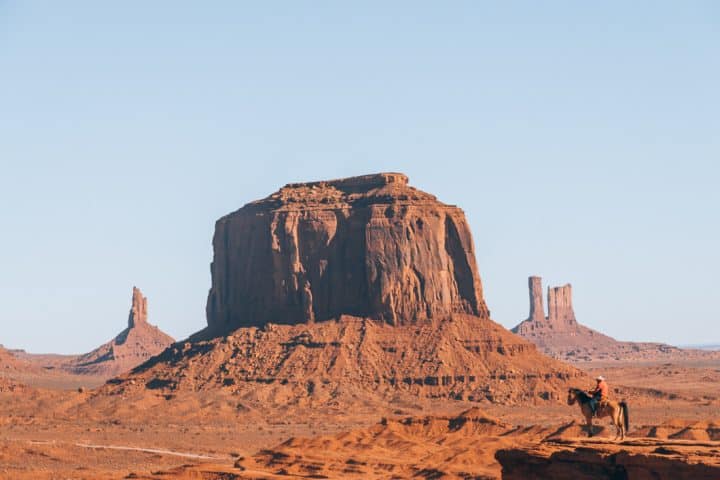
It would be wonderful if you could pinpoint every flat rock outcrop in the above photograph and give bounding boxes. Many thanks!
[204,172,489,334]
[61,287,174,377]
[512,276,720,363]
[496,438,720,480]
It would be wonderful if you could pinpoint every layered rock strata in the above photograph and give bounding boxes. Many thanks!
[204,172,489,333]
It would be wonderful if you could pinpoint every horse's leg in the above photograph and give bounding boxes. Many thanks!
[586,411,593,438]
[613,408,620,441]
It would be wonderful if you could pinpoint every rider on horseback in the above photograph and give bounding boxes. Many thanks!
[588,375,609,416]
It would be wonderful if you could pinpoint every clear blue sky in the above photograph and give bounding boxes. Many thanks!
[1,2,718,353]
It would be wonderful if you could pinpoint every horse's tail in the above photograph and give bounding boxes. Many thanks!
[620,401,629,432]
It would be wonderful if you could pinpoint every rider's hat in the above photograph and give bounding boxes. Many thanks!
[596,375,605,381]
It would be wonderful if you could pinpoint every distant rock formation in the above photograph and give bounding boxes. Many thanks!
[547,284,576,327]
[513,279,582,338]
[127,286,148,328]
[204,172,489,334]
[527,276,544,323]
[512,276,719,363]
[61,287,174,377]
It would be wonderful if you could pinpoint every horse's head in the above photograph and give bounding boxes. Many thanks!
[567,388,578,405]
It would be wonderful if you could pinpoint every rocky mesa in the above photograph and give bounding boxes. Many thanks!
[204,172,488,334]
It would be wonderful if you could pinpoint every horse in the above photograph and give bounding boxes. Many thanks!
[567,388,629,441]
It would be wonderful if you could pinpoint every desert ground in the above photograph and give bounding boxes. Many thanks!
[2,355,718,479]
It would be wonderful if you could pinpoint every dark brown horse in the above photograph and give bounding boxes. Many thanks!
[567,388,629,440]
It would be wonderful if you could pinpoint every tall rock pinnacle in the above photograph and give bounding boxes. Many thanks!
[547,284,576,327]
[128,286,148,328]
[527,276,544,322]
[205,172,490,333]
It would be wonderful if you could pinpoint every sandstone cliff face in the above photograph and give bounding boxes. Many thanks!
[62,287,174,377]
[206,173,489,333]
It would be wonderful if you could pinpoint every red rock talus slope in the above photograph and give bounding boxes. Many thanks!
[98,314,580,410]
[62,287,174,376]
[512,276,719,363]
[496,438,720,480]
[204,172,488,334]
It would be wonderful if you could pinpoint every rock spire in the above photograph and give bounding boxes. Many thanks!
[547,283,575,327]
[128,286,148,328]
[527,276,544,323]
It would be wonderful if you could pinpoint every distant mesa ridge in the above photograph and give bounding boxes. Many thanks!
[204,172,489,334]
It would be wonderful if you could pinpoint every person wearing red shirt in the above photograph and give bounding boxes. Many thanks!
[588,376,609,416]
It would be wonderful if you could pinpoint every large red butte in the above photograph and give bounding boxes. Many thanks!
[206,173,490,333]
